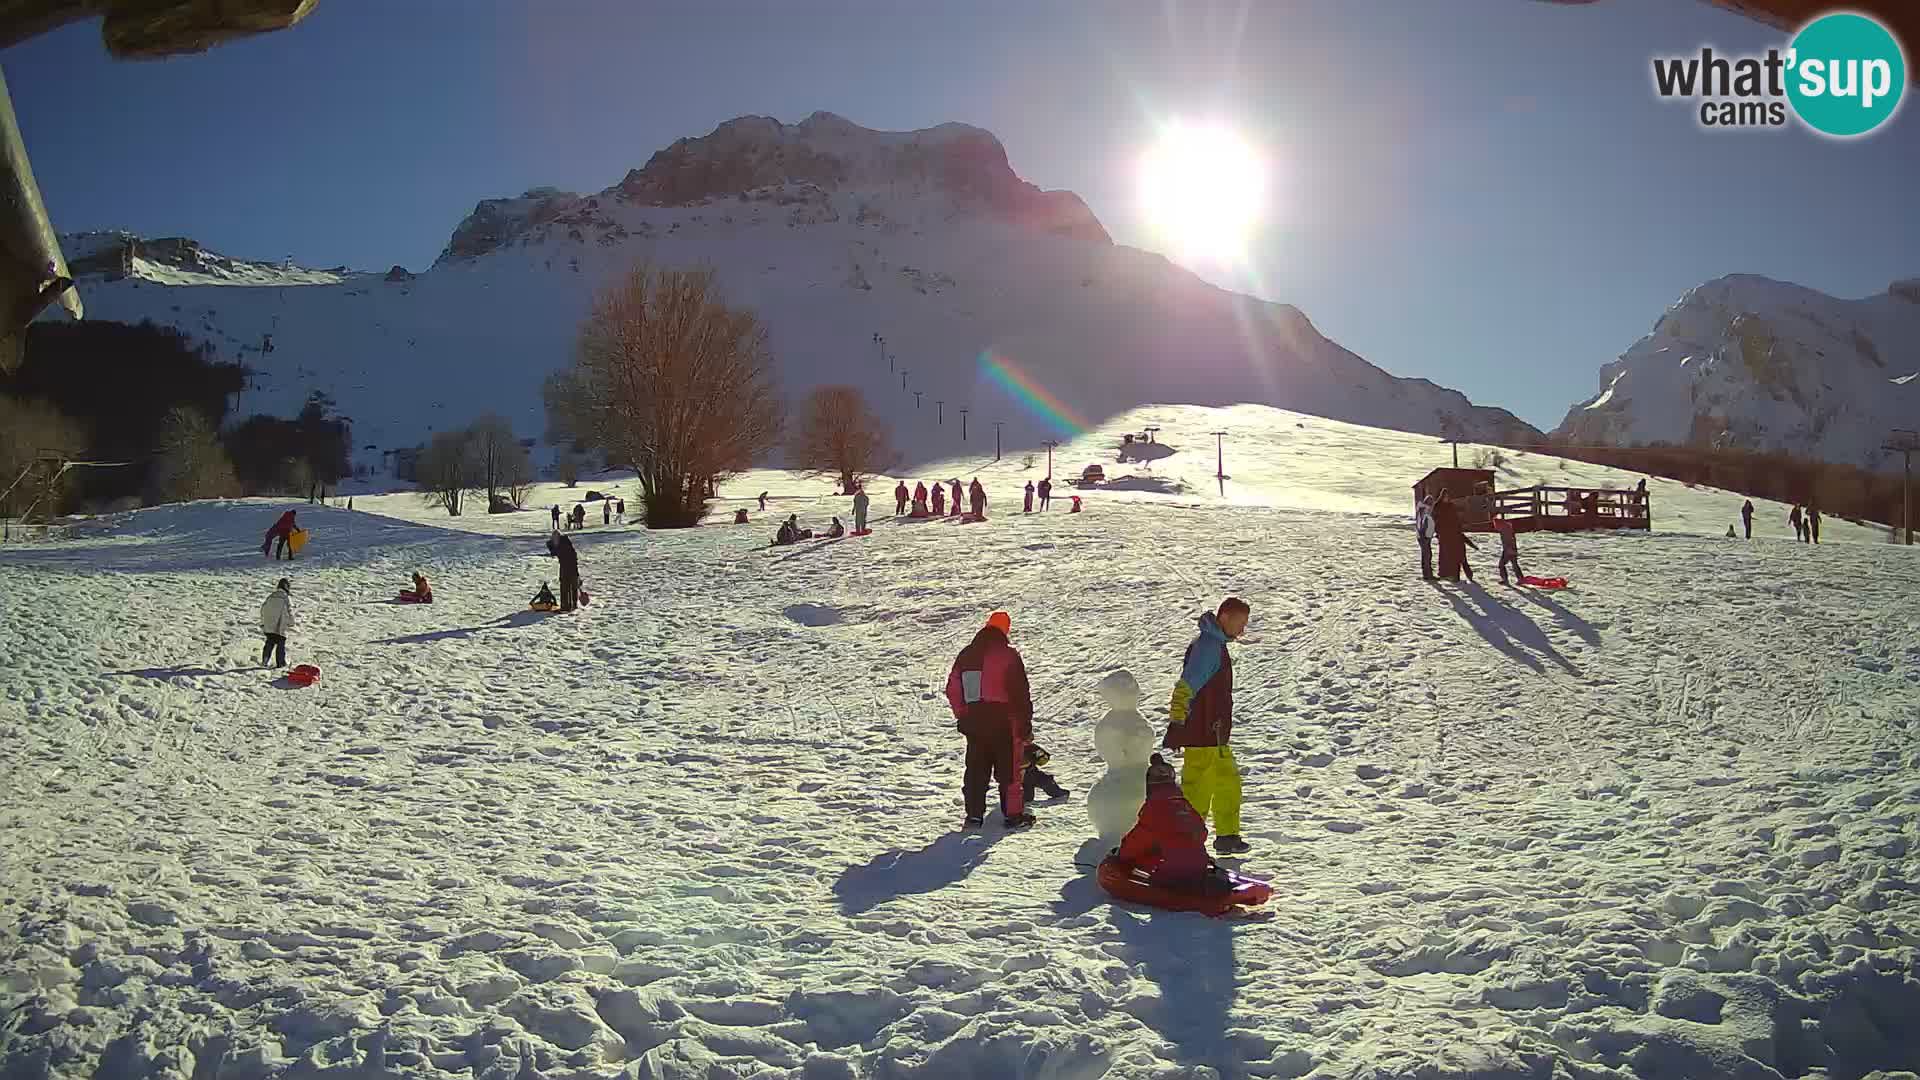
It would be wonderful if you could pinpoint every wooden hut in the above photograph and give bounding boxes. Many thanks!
[1413,467,1496,530]
[1415,467,1652,534]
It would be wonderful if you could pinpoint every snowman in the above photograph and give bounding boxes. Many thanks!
[1088,669,1157,842]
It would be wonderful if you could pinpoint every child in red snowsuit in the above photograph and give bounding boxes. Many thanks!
[1115,755,1217,888]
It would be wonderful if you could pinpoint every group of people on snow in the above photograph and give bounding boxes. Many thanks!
[1788,502,1822,544]
[893,477,990,520]
[551,498,624,532]
[770,472,1098,543]
[1415,489,1531,585]
[944,596,1254,879]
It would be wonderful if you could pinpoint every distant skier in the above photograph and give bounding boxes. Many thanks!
[758,491,769,512]
[946,610,1036,829]
[894,481,909,516]
[1741,499,1754,540]
[1024,481,1035,513]
[1164,597,1251,855]
[545,530,580,612]
[258,578,293,668]
[852,485,869,533]
[262,509,297,560]
[1037,478,1052,510]
[1414,494,1436,580]
[949,479,963,517]
[1494,518,1523,586]
[931,483,947,516]
[1789,504,1805,542]
[969,478,986,519]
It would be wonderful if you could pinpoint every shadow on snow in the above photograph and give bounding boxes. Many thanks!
[832,829,1007,917]
[369,608,558,646]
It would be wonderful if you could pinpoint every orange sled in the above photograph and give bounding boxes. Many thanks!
[1097,855,1272,917]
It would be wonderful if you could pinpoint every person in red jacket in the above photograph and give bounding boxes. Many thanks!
[1115,754,1212,887]
[262,509,297,559]
[945,610,1036,830]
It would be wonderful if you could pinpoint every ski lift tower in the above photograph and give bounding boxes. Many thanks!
[1886,429,1920,545]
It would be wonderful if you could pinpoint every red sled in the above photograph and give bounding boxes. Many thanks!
[284,664,320,687]
[1520,575,1568,589]
[850,529,872,537]
[397,591,432,604]
[1096,855,1272,917]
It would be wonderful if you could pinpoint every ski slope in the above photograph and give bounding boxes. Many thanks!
[3,410,1917,1080]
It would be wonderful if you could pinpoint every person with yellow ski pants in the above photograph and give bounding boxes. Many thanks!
[1163,597,1252,856]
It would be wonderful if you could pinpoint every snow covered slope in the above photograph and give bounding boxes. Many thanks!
[3,456,1916,1078]
[56,113,1539,467]
[1555,274,1920,471]
[340,402,1894,544]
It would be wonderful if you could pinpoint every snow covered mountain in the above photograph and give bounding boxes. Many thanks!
[1554,274,1920,471]
[53,112,1540,469]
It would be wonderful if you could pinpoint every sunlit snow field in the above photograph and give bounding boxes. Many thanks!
[3,407,1916,1080]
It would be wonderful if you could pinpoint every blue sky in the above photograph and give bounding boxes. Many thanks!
[5,0,1915,430]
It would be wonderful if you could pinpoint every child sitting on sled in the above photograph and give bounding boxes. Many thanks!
[400,572,433,603]
[1113,755,1232,893]
[530,581,559,611]
[1022,742,1070,802]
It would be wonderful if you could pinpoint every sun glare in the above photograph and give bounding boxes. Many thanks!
[1136,121,1269,264]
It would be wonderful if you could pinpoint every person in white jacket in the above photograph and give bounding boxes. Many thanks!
[259,578,293,668]
[1414,496,1436,581]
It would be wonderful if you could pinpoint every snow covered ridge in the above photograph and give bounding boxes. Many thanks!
[62,230,355,288]
[53,112,1542,465]
[439,112,1109,262]
[1555,273,1920,472]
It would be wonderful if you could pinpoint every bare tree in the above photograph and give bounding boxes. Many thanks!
[417,428,477,517]
[468,414,532,511]
[0,396,87,518]
[149,406,239,504]
[553,263,784,527]
[790,385,893,494]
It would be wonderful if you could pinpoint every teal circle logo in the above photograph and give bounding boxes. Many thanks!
[1786,12,1906,137]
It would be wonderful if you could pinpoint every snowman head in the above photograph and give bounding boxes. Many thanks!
[1096,669,1141,710]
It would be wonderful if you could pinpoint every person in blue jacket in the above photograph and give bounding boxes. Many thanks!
[1163,597,1251,855]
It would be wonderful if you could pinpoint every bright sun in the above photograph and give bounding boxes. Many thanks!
[1136,121,1268,263]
